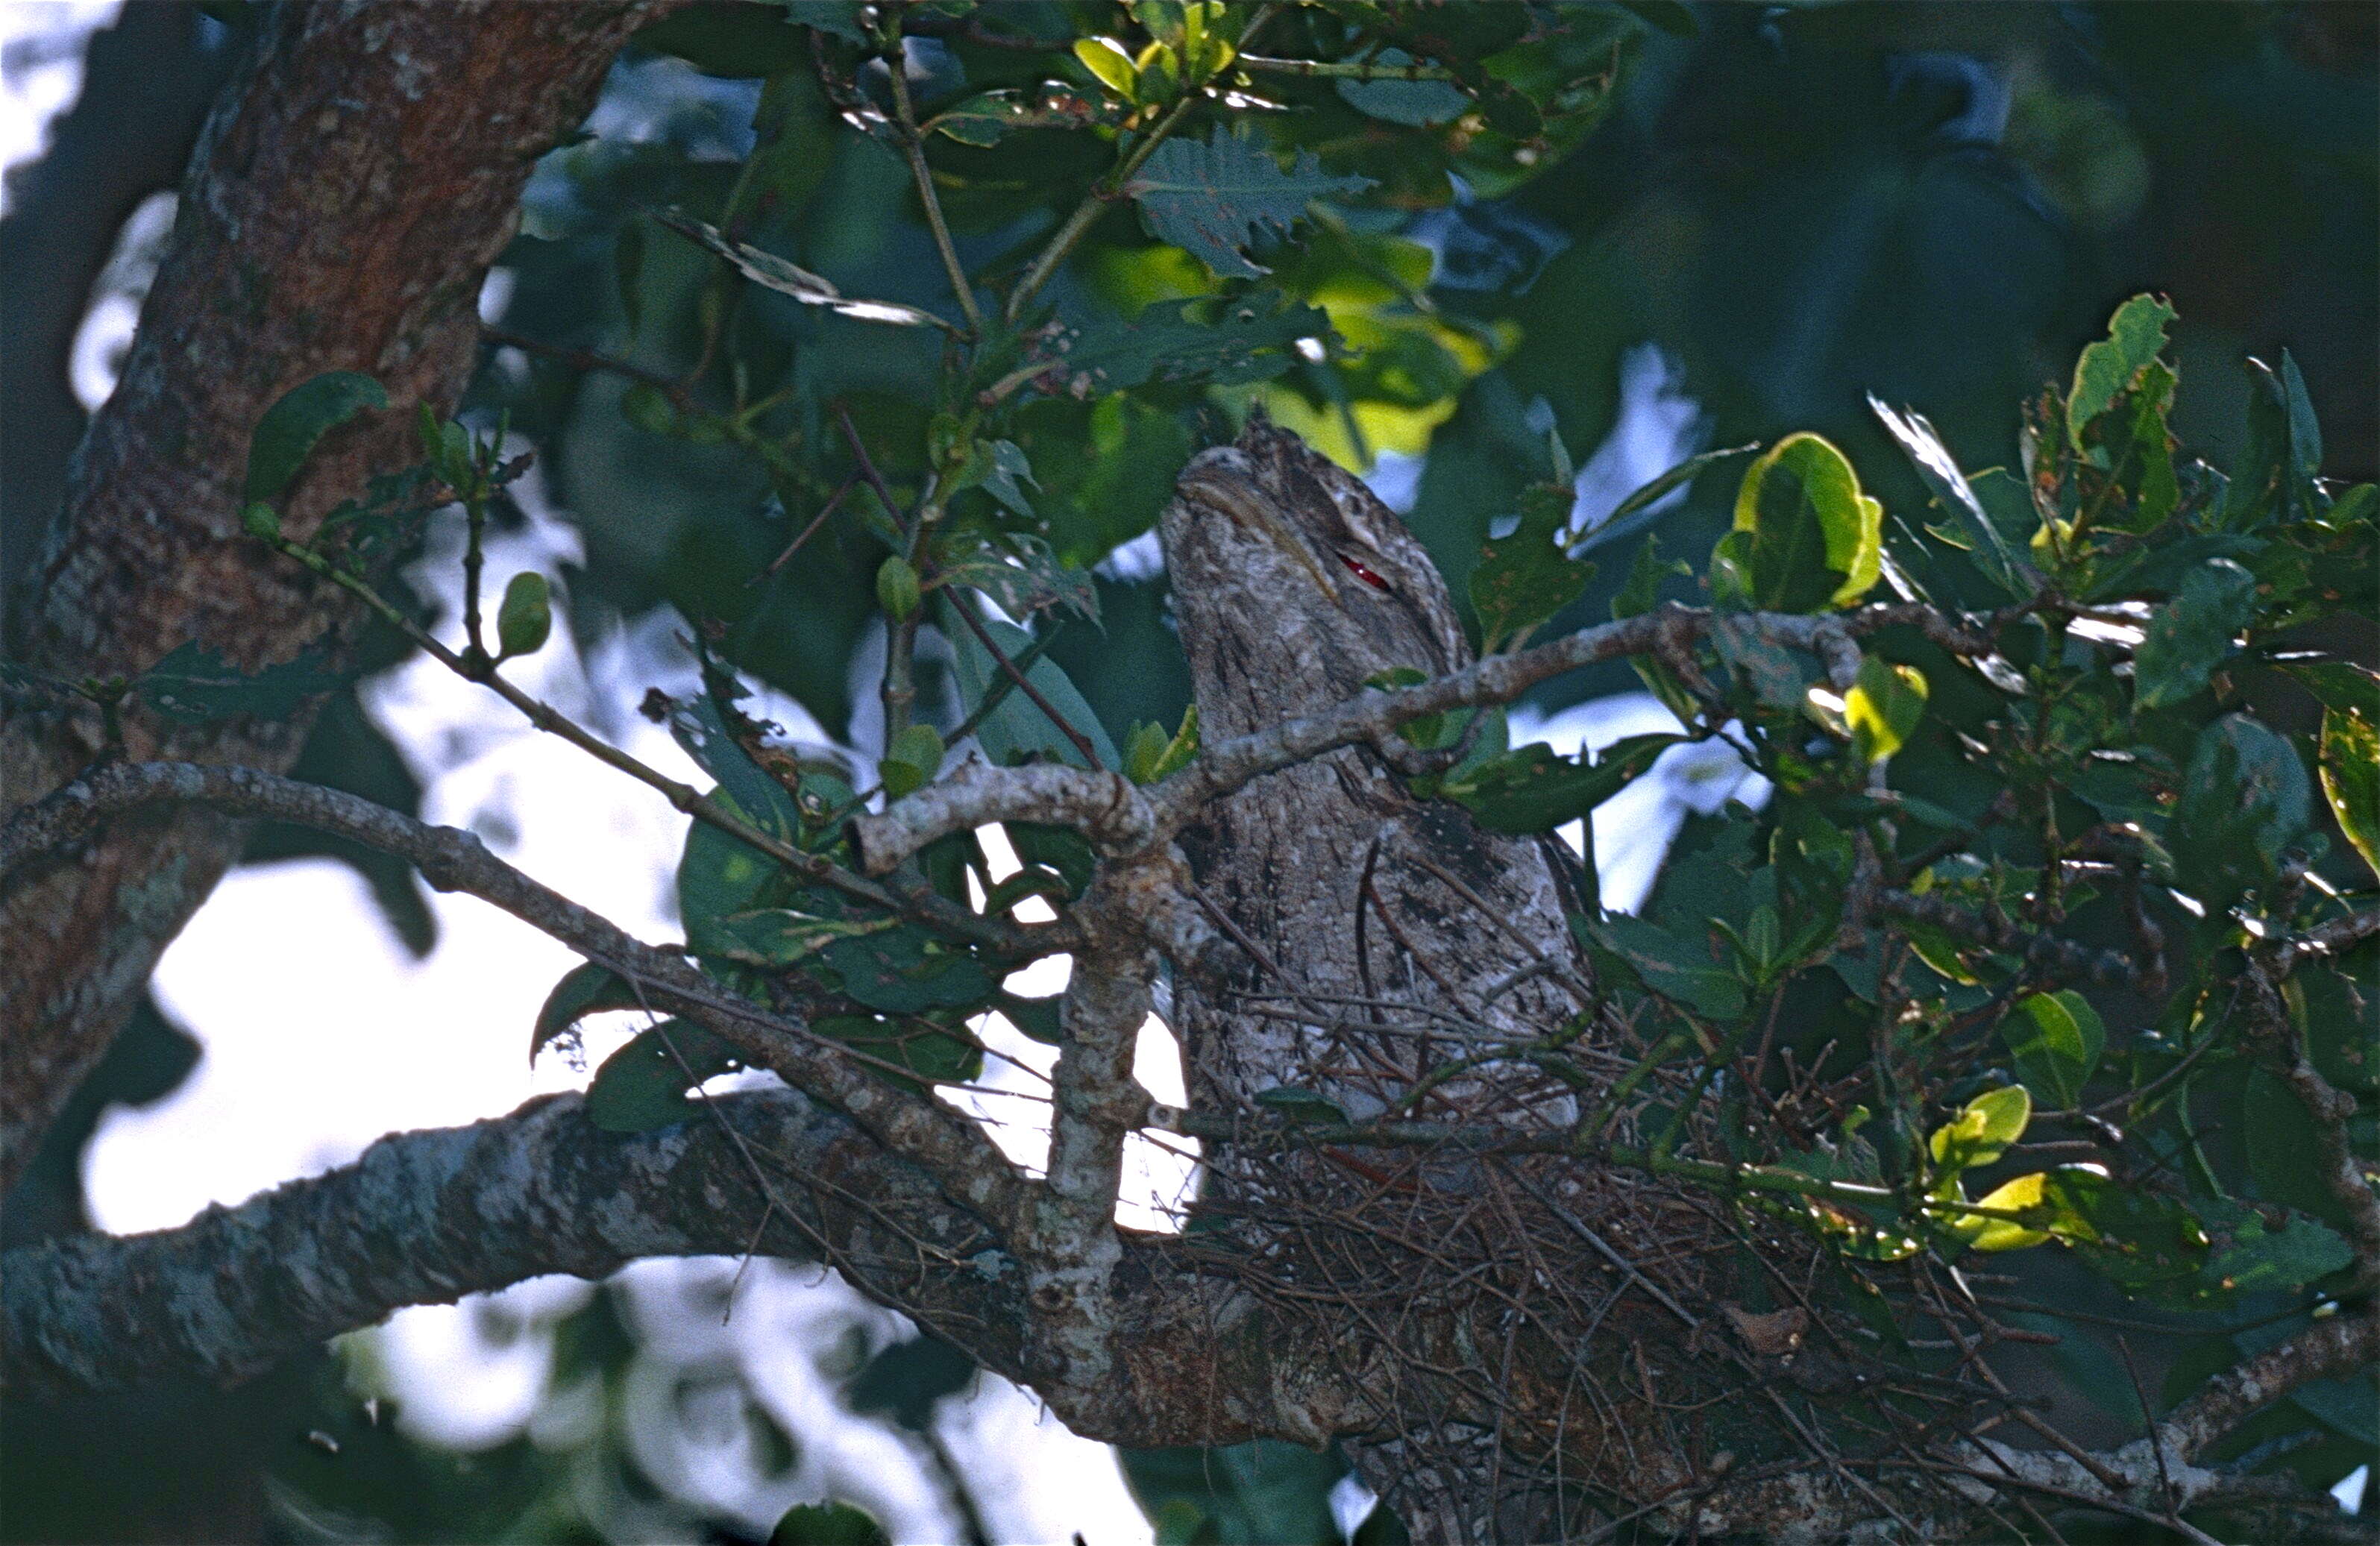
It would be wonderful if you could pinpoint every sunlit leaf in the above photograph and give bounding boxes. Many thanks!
[660,210,952,330]
[2067,294,2176,450]
[2001,990,2105,1110]
[1724,433,1882,612]
[1844,656,1927,764]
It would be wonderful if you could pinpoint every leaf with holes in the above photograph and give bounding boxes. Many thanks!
[2067,294,2176,451]
[1469,482,1592,652]
[138,641,348,725]
[2319,703,2380,882]
[1049,291,1332,395]
[932,531,1096,623]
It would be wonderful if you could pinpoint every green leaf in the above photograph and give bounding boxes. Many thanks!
[677,791,791,957]
[1580,914,1746,1021]
[2319,704,2380,882]
[2197,1200,2353,1296]
[1868,397,2024,595]
[875,553,922,621]
[821,925,996,1015]
[1440,733,1680,835]
[1708,615,1812,711]
[2038,1168,2210,1302]
[931,531,1096,623]
[660,210,949,329]
[709,909,896,968]
[1844,656,1927,764]
[495,571,552,659]
[137,639,346,724]
[943,604,1120,770]
[780,1,870,46]
[2173,713,2311,896]
[614,218,645,337]
[1048,291,1333,395]
[1123,703,1200,785]
[881,723,946,801]
[1253,1087,1350,1125]
[2002,991,2106,1110]
[1929,1084,2029,1175]
[996,991,1064,1046]
[1123,127,1374,280]
[1724,433,1883,612]
[1335,48,1471,126]
[1955,1170,2056,1252]
[662,695,806,846]
[926,88,1116,146]
[587,1019,740,1133]
[245,371,387,502]
[981,439,1038,519]
[772,1501,892,1546]
[2067,294,2176,451]
[1073,36,1140,101]
[530,961,644,1063]
[2242,1068,2355,1231]
[816,1014,982,1091]
[1469,482,1592,651]
[1572,442,1760,558]
[2133,558,2255,711]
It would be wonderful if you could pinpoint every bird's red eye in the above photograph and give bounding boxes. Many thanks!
[1338,553,1392,592]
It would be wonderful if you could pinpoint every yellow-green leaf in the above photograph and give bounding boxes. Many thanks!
[1073,37,1139,102]
[2320,705,2380,882]
[1725,433,1883,612]
[1962,1172,2055,1252]
[1844,656,1927,763]
[1930,1084,2031,1175]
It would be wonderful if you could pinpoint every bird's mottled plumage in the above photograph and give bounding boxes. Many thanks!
[1159,415,1590,1134]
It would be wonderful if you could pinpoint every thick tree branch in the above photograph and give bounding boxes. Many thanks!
[0,0,671,1198]
[851,759,1153,875]
[2,761,1030,1236]
[1,1088,1012,1401]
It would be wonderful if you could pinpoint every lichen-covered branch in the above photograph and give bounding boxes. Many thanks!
[1,761,1029,1234]
[1,1089,1011,1401]
[1147,601,1971,842]
[850,759,1153,876]
[1019,919,1153,1392]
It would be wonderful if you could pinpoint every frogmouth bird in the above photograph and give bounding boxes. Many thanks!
[1158,414,1596,1157]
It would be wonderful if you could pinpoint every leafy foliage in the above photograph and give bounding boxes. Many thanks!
[172,3,2380,1539]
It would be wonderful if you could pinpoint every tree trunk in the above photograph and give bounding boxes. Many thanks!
[0,0,668,1197]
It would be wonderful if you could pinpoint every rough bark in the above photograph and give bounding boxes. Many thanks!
[0,0,666,1198]
[0,1,236,617]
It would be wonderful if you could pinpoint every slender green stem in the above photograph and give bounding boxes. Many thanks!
[460,488,488,663]
[1234,52,1457,81]
[1006,91,1202,324]
[262,536,1021,953]
[885,48,984,338]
